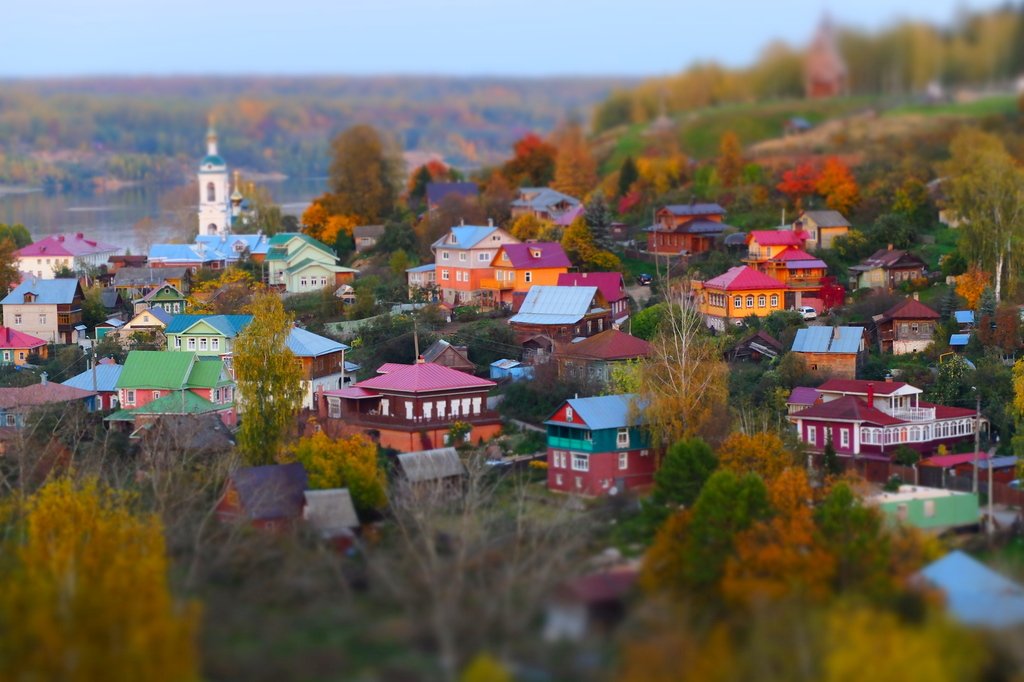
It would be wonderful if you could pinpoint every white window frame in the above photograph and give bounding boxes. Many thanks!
[13,314,21,325]
[840,429,850,448]
[807,426,817,446]
[199,337,208,351]
[187,337,196,350]
[770,294,779,307]
[441,269,450,281]
[571,453,589,472]
[565,406,573,421]
[212,338,220,351]
[126,389,136,405]
[617,427,629,448]
[478,252,490,262]
[174,336,181,349]
[441,251,450,260]
[459,252,467,262]
[619,452,629,470]
[525,271,533,283]
[733,295,742,308]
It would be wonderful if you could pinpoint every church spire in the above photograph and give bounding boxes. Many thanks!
[206,114,218,156]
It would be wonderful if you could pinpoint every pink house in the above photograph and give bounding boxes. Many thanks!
[557,272,630,327]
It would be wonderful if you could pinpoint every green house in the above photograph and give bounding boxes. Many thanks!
[869,485,979,531]
[164,314,253,356]
[133,283,188,315]
[265,233,357,294]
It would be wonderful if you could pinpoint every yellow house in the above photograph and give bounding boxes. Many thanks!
[693,266,788,331]
[793,210,851,250]
[482,243,571,310]
[744,229,807,263]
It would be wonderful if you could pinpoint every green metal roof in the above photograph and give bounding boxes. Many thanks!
[105,390,228,420]
[265,233,336,261]
[200,154,226,167]
[185,359,226,389]
[118,351,196,389]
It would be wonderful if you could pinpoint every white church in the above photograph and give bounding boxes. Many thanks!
[197,124,244,236]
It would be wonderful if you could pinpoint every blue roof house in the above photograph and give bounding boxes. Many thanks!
[63,361,124,411]
[790,326,867,379]
[916,551,1024,628]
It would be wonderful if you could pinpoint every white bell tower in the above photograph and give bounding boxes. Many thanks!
[197,121,232,236]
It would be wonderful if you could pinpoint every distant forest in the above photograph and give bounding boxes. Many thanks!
[0,76,633,188]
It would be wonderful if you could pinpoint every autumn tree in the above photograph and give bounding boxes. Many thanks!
[0,223,32,248]
[652,437,717,507]
[290,431,386,513]
[716,431,795,482]
[776,162,818,210]
[234,292,304,464]
[501,133,557,187]
[508,213,556,241]
[561,217,621,272]
[325,124,400,224]
[187,266,258,314]
[815,157,859,215]
[943,129,1024,302]
[716,131,744,188]
[0,477,198,682]
[551,122,597,200]
[954,265,989,310]
[0,238,21,301]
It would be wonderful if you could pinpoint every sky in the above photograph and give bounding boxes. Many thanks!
[2,0,1011,78]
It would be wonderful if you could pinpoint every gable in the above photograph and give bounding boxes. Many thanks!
[548,402,591,429]
[176,319,226,337]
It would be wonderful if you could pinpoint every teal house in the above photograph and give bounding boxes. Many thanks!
[132,283,188,315]
[869,485,979,532]
[164,314,252,356]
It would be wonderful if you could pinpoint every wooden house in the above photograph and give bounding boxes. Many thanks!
[217,463,309,530]
[62,360,123,411]
[265,233,357,294]
[484,242,571,310]
[133,283,187,315]
[723,330,783,363]
[430,224,519,306]
[0,327,47,366]
[873,297,940,354]
[850,246,927,291]
[793,210,851,249]
[421,339,474,373]
[1,278,84,345]
[557,272,630,327]
[508,285,613,345]
[0,379,96,430]
[395,447,468,487]
[646,203,732,255]
[790,326,867,379]
[692,266,788,330]
[352,225,385,253]
[509,187,580,222]
[556,329,650,385]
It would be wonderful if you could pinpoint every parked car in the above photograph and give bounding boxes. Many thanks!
[796,305,817,320]
[636,273,653,286]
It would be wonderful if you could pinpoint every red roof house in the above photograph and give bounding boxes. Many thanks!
[874,297,941,354]
[16,232,121,279]
[557,329,651,384]
[557,272,630,326]
[693,266,788,330]
[0,327,47,366]
[318,361,501,452]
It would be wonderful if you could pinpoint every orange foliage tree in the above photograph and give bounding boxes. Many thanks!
[815,157,859,215]
[716,131,744,188]
[551,122,598,200]
[777,162,819,209]
[954,266,989,310]
[716,431,796,482]
[501,133,557,187]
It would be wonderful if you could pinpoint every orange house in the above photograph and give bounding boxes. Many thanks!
[750,246,828,299]
[483,243,571,310]
[692,266,788,331]
[646,203,734,255]
[431,223,519,306]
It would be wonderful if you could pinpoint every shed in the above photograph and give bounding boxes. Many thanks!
[954,310,975,327]
[949,333,971,347]
[396,447,467,483]
[916,550,1024,628]
[490,358,534,381]
[303,488,360,540]
[218,462,309,527]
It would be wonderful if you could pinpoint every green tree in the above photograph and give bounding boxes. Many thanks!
[630,303,668,341]
[234,292,304,465]
[653,437,718,506]
[618,156,639,197]
[815,482,893,596]
[0,223,32,248]
[583,192,615,252]
[929,355,971,408]
[325,124,400,223]
[389,250,411,277]
[868,213,916,250]
[82,285,107,329]
[822,434,841,476]
[0,238,21,296]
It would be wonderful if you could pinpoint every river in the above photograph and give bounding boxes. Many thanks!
[0,177,326,253]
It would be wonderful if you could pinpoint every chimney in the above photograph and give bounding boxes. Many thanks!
[885,373,893,383]
[416,356,425,364]
[793,219,803,233]
[488,217,494,227]
[887,243,894,251]
[867,382,874,408]
[912,292,919,301]
[40,372,48,386]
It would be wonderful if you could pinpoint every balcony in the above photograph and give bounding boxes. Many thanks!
[480,278,513,291]
[548,436,594,452]
[876,405,936,422]
[786,277,823,289]
[339,410,501,431]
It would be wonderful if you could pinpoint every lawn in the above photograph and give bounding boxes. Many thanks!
[883,94,1018,119]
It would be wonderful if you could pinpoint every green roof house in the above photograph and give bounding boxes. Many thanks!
[133,283,188,315]
[265,233,357,294]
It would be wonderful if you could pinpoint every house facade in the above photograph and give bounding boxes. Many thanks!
[556,329,651,385]
[510,187,580,222]
[265,233,356,294]
[134,284,187,315]
[421,339,474,373]
[1,278,84,344]
[746,246,828,300]
[430,224,519,305]
[406,264,437,300]
[692,265,788,330]
[0,381,96,430]
[794,210,851,250]
[850,247,927,291]
[791,326,867,379]
[484,242,571,309]
[0,327,47,365]
[874,297,940,354]
[508,285,613,346]
[16,233,121,278]
[353,225,385,253]
[62,360,123,411]
[557,272,630,327]
[113,266,191,298]
[646,203,731,255]
[318,361,501,452]
[545,394,656,497]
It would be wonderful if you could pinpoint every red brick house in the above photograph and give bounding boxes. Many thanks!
[318,361,501,452]
[557,272,630,327]
[646,203,733,255]
[545,394,656,497]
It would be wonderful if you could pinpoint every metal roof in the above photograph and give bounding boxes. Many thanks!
[1,278,81,306]
[511,187,581,212]
[397,447,466,482]
[286,326,349,357]
[509,285,600,326]
[304,489,360,537]
[63,364,123,393]
[165,314,253,336]
[791,326,865,354]
[949,333,971,346]
[147,244,211,263]
[431,225,499,251]
[545,394,643,430]
[799,210,851,227]
[406,263,436,273]
[954,310,975,324]
[917,551,1024,628]
[976,456,1018,469]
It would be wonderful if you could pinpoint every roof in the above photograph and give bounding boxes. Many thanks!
[791,326,865,354]
[118,351,225,390]
[139,284,184,303]
[565,329,651,361]
[16,233,119,258]
[323,386,378,399]
[850,248,926,271]
[397,447,467,482]
[879,298,941,322]
[921,453,990,468]
[772,247,817,261]
[352,224,385,240]
[545,394,643,430]
[490,359,522,370]
[648,217,732,236]
[138,413,235,451]
[200,154,226,167]
[950,333,971,346]
[660,203,726,217]
[557,272,626,303]
[817,378,912,395]
[511,187,581,213]
[148,244,217,264]
[746,230,804,247]
[145,307,175,325]
[426,182,479,206]
[799,210,851,227]
[791,395,902,426]
[406,263,436,273]
[976,456,1018,470]
[509,285,601,326]
[229,463,309,522]
[1,278,81,306]
[164,314,253,336]
[195,234,271,258]
[495,243,571,269]
[99,289,122,308]
[917,551,1024,628]
[121,390,226,417]
[788,387,822,405]
[955,310,975,325]
[63,363,123,393]
[0,382,95,410]
[286,326,348,358]
[421,339,468,364]
[431,225,501,251]
[303,489,360,537]
[355,362,494,393]
[265,233,337,262]
[701,266,787,292]
[0,327,46,350]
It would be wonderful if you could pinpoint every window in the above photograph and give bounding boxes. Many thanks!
[4,414,14,427]
[840,429,850,448]
[641,449,649,457]
[199,337,208,351]
[441,269,450,281]
[38,314,46,325]
[565,407,573,422]
[571,453,589,471]
[525,271,532,283]
[733,295,742,308]
[211,338,220,351]
[126,390,136,405]
[173,302,181,312]
[206,182,215,202]
[1,352,8,362]
[214,388,221,402]
[442,251,450,260]
[327,397,341,418]
[187,337,196,350]
[619,452,629,470]
[911,323,919,334]
[617,427,629,448]
[152,391,161,399]
[459,252,467,262]
[380,398,390,415]
[12,314,20,325]
[300,277,308,288]
[555,474,563,486]
[758,294,766,308]
[807,426,817,445]
[478,252,490,261]
[174,336,181,349]
[770,294,779,307]
[924,500,936,518]
[746,295,754,308]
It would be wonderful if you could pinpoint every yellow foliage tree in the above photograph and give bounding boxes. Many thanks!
[186,266,258,314]
[954,266,989,310]
[290,431,386,513]
[460,653,513,682]
[0,478,199,682]
[721,468,835,604]
[508,213,556,241]
[636,155,685,195]
[560,217,622,272]
[301,200,330,236]
[716,431,795,482]
[716,131,744,188]
[318,214,359,246]
[551,122,598,200]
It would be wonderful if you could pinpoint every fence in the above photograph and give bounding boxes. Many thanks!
[859,460,1024,508]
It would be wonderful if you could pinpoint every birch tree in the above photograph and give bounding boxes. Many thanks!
[944,129,1024,302]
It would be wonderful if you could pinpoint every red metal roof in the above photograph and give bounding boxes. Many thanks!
[557,272,626,303]
[702,266,787,291]
[920,452,989,468]
[496,243,572,269]
[746,230,805,246]
[817,378,910,395]
[323,387,378,399]
[16,232,119,258]
[0,326,47,350]
[565,329,651,361]
[792,395,902,425]
[772,247,817,261]
[925,403,977,419]
[355,363,495,393]
[878,297,941,322]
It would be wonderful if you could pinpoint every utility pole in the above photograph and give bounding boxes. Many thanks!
[413,314,419,360]
[973,389,981,494]
[988,442,996,537]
